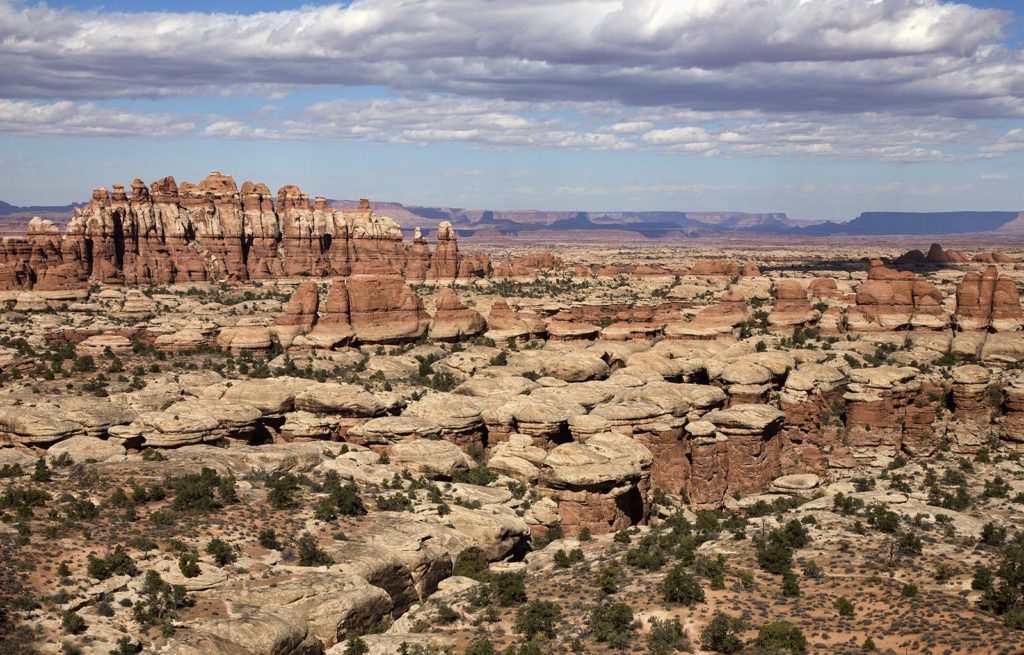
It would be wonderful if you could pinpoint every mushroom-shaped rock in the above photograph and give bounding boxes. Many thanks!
[453,375,539,398]
[219,377,317,416]
[0,405,85,445]
[388,438,473,479]
[294,383,384,417]
[132,399,262,447]
[544,352,610,382]
[216,326,273,353]
[482,396,586,448]
[75,333,133,357]
[539,432,652,535]
[545,320,600,341]
[46,435,127,463]
[346,416,443,447]
[402,393,488,448]
[703,403,784,436]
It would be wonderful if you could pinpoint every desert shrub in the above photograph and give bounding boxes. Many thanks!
[464,638,496,655]
[646,617,689,655]
[753,620,807,655]
[452,466,498,486]
[700,611,746,654]
[257,528,281,550]
[590,601,637,649]
[834,596,855,617]
[979,532,1024,629]
[596,562,623,594]
[171,468,224,512]
[266,473,301,509]
[296,533,333,567]
[660,564,705,606]
[87,546,138,580]
[515,600,561,640]
[205,539,236,566]
[178,552,200,578]
[491,571,527,606]
[132,571,190,632]
[61,611,86,635]
[453,547,490,581]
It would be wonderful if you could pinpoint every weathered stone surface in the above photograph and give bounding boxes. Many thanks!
[428,288,485,341]
[127,399,262,447]
[955,266,1023,332]
[75,333,133,357]
[539,432,652,536]
[346,416,443,447]
[294,383,384,417]
[849,259,946,332]
[46,435,126,463]
[768,280,818,329]
[388,439,473,479]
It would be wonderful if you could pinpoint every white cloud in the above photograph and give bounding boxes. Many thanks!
[979,128,1024,155]
[0,99,195,137]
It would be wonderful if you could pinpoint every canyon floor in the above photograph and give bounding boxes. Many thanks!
[2,241,1024,655]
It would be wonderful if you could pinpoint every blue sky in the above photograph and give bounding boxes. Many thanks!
[1,0,1023,221]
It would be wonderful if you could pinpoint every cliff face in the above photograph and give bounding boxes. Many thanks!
[0,172,491,290]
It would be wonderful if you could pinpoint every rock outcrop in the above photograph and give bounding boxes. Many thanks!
[0,174,491,290]
[768,280,818,329]
[535,432,652,536]
[955,266,1023,332]
[848,259,946,331]
[428,288,486,342]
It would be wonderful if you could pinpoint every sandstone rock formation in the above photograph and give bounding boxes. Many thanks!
[768,280,818,329]
[954,266,1023,332]
[428,288,486,342]
[0,174,498,290]
[848,259,946,331]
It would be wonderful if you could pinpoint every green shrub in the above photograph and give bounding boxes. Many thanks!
[61,611,86,635]
[590,601,636,649]
[296,533,333,566]
[660,564,705,606]
[491,571,527,606]
[753,620,807,655]
[515,600,561,639]
[646,617,689,655]
[257,528,281,550]
[834,596,855,617]
[205,539,236,566]
[700,611,746,654]
[178,552,200,578]
[87,546,138,580]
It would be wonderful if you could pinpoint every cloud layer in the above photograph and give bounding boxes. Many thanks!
[2,0,1021,117]
[0,0,1022,169]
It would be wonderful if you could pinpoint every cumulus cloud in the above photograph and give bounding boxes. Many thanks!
[276,96,634,149]
[3,95,1012,165]
[0,0,1021,119]
[0,99,196,137]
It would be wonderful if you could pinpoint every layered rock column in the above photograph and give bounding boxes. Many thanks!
[778,363,847,476]
[768,280,818,330]
[955,266,1024,332]
[842,366,921,460]
[946,364,994,454]
[702,404,784,499]
[0,173,493,290]
[538,432,652,536]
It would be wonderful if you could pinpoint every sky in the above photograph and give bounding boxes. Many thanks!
[1,0,1023,221]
